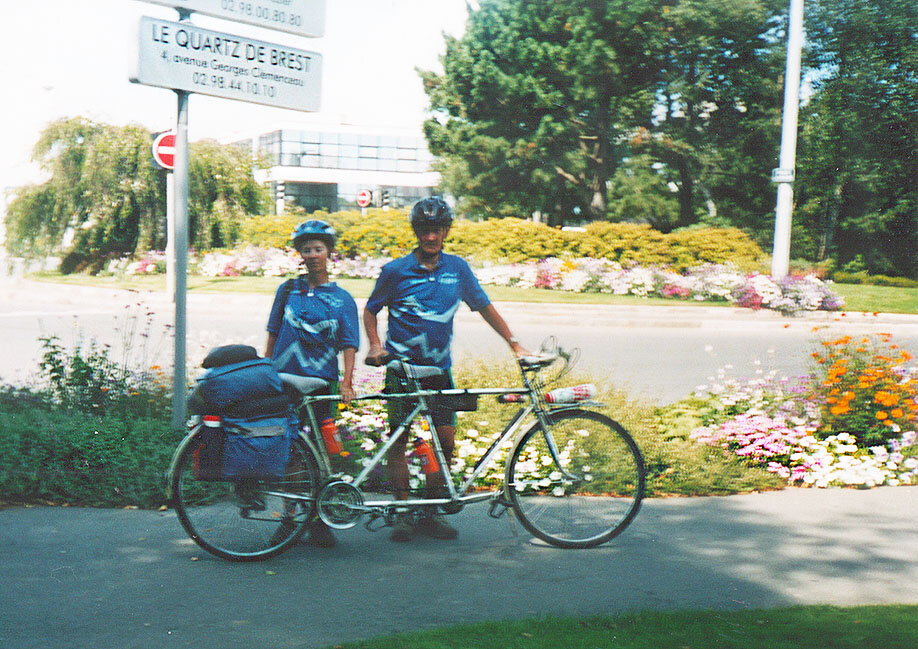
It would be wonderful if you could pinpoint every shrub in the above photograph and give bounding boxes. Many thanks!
[0,389,180,508]
[37,335,171,419]
[832,271,918,288]
[238,211,767,269]
[238,212,304,248]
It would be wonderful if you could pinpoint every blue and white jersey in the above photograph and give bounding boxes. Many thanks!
[267,278,359,381]
[365,251,490,369]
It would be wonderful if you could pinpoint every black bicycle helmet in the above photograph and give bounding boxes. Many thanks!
[409,197,453,227]
[291,220,336,251]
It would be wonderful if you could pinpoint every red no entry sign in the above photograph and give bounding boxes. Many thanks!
[356,189,372,208]
[152,131,176,170]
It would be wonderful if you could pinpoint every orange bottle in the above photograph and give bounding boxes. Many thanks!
[320,418,342,455]
[412,437,440,475]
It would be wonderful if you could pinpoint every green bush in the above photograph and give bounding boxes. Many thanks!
[0,390,180,508]
[238,211,767,270]
[832,271,918,288]
[448,219,578,263]
[237,212,304,248]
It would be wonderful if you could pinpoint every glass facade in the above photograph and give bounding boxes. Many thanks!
[256,129,437,213]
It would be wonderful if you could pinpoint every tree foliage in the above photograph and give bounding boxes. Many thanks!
[794,0,918,278]
[4,117,268,271]
[422,0,664,224]
[422,0,786,232]
[641,0,786,234]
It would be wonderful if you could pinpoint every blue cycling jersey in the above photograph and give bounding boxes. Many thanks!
[267,278,359,381]
[365,250,490,369]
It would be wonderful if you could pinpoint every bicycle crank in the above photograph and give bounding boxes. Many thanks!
[317,480,365,529]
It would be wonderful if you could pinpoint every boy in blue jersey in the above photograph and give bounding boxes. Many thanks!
[266,220,359,548]
[364,197,529,542]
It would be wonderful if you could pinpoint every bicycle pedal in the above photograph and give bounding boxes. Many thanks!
[488,500,510,519]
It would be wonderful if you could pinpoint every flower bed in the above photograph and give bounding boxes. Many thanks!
[106,249,843,315]
[476,258,843,315]
[685,333,918,488]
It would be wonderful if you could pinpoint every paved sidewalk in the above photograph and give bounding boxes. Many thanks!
[1,487,916,649]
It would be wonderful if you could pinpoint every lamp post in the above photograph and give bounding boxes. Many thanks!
[771,0,805,280]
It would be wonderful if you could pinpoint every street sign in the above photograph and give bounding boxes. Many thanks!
[356,189,372,208]
[130,17,323,112]
[138,0,326,38]
[152,131,176,170]
[771,167,795,184]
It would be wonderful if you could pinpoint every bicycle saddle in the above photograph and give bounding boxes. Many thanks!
[385,360,445,379]
[278,373,330,395]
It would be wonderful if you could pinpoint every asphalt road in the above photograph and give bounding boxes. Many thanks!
[2,280,917,648]
[2,487,916,649]
[2,279,916,404]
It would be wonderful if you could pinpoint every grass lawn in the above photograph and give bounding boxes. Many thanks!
[832,283,918,314]
[29,272,917,312]
[323,606,918,649]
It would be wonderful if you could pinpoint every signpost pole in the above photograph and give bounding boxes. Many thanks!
[171,90,190,432]
[770,0,804,280]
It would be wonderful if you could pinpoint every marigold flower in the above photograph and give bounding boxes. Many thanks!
[891,408,904,418]
[876,411,888,420]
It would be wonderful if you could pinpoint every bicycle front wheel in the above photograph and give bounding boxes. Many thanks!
[172,434,321,561]
[506,409,645,549]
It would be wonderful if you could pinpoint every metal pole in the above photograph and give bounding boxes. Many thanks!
[171,90,189,431]
[166,172,175,298]
[771,0,805,279]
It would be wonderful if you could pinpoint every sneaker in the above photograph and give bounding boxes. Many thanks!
[415,514,457,540]
[390,519,413,542]
[306,520,336,548]
[269,517,297,547]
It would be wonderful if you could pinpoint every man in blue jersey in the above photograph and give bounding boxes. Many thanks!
[364,197,528,542]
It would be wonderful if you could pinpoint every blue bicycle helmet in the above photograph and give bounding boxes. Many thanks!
[291,220,336,251]
[410,197,453,227]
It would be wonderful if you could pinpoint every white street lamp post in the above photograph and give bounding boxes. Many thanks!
[771,0,805,279]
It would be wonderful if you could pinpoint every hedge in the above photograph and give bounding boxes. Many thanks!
[239,211,766,271]
[0,392,179,508]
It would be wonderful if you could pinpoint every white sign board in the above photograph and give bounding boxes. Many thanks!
[139,0,325,38]
[131,17,322,112]
[771,167,795,183]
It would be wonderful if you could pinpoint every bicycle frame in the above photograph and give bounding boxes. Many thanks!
[297,362,596,514]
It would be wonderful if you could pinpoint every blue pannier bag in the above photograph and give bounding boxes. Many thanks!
[194,410,298,481]
[194,357,283,411]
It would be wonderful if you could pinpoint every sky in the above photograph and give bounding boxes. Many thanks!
[0,0,470,194]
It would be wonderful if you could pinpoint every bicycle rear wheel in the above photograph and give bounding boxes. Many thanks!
[505,409,645,549]
[172,434,321,561]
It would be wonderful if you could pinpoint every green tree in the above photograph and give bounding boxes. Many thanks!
[4,118,269,270]
[795,0,918,278]
[421,0,665,224]
[188,140,269,250]
[643,0,786,234]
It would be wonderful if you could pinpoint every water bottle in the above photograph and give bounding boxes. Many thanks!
[320,417,343,455]
[411,437,440,475]
[544,383,597,404]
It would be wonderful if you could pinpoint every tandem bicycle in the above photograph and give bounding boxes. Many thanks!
[167,340,646,561]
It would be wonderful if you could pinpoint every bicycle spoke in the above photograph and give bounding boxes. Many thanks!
[172,436,320,561]
[506,410,645,548]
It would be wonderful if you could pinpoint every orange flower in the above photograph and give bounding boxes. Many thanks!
[891,408,904,418]
[876,411,888,420]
